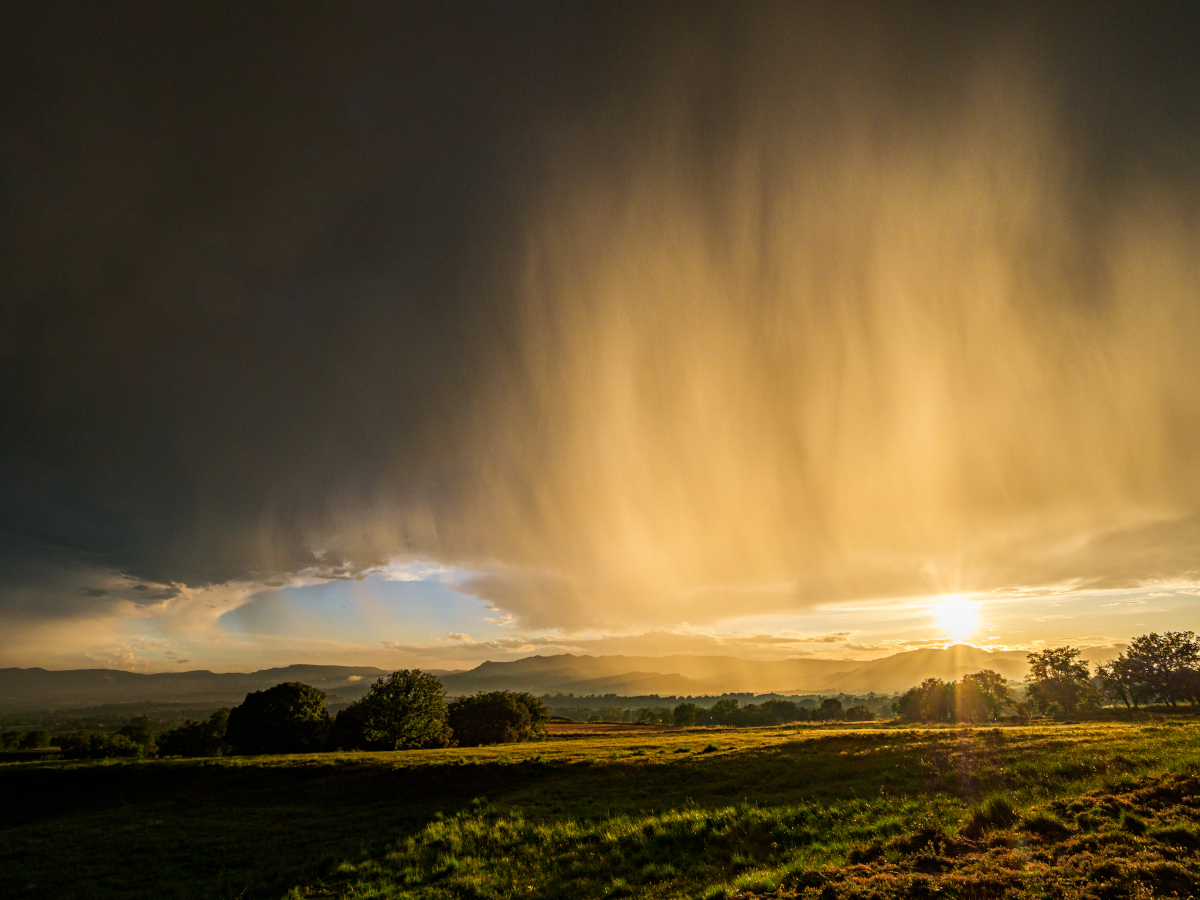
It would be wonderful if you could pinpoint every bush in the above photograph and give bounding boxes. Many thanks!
[328,669,450,751]
[448,691,549,746]
[843,705,875,721]
[157,708,230,757]
[226,682,330,755]
[60,732,145,759]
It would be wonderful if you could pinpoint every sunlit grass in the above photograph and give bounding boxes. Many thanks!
[3,719,1199,899]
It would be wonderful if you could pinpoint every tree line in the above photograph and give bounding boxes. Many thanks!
[892,631,1200,722]
[1,670,550,759]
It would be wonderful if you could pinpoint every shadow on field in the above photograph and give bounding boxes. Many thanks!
[2,725,1197,900]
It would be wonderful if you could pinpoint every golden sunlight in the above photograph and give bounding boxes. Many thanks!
[931,598,981,640]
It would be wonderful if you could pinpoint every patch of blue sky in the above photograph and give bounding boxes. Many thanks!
[219,569,509,645]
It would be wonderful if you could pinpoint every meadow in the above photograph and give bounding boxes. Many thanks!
[3,720,1198,900]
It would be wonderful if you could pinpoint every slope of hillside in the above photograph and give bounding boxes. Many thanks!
[0,664,395,710]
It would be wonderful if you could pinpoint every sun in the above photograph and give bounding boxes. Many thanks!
[931,597,980,639]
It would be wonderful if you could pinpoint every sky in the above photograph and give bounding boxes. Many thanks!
[2,3,1200,673]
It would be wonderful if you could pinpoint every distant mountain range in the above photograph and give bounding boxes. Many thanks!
[0,664,396,711]
[436,645,1055,696]
[0,644,1123,711]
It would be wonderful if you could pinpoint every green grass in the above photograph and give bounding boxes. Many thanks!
[2,720,1198,899]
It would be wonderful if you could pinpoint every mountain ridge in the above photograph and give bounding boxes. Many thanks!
[0,645,1124,710]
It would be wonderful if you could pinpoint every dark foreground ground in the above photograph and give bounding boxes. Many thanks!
[2,720,1198,899]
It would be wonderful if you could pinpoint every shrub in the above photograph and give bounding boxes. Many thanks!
[157,708,230,757]
[448,691,549,746]
[60,732,145,759]
[226,682,330,755]
[1023,811,1071,839]
[328,669,450,751]
[1121,812,1147,836]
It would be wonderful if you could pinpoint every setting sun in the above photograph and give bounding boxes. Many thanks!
[932,598,981,639]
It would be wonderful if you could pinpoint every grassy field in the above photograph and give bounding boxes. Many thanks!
[3,720,1199,900]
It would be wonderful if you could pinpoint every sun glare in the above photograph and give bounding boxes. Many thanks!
[932,597,980,639]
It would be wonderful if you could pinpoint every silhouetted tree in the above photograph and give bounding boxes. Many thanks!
[448,691,549,746]
[328,670,450,751]
[672,702,700,726]
[18,729,51,749]
[817,698,844,721]
[157,708,230,757]
[226,682,330,754]
[709,698,740,725]
[843,705,875,721]
[1025,647,1099,717]
[893,679,954,722]
[117,715,158,751]
[1101,632,1200,708]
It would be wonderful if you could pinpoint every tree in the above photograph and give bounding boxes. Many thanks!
[759,699,807,725]
[117,715,158,751]
[709,698,741,725]
[843,705,875,721]
[892,679,953,722]
[1025,647,1099,717]
[226,682,330,754]
[448,691,549,746]
[636,706,671,725]
[817,698,844,721]
[1095,662,1139,709]
[1105,632,1200,708]
[958,670,1012,721]
[329,670,450,751]
[157,708,230,757]
[673,702,700,726]
[19,729,51,749]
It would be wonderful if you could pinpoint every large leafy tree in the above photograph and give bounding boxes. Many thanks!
[958,670,1013,721]
[225,682,330,754]
[1025,647,1099,717]
[892,678,954,722]
[1099,632,1200,708]
[329,669,450,751]
[447,691,549,746]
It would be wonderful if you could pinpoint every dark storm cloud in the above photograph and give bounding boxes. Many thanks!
[3,3,1200,630]
[0,2,623,595]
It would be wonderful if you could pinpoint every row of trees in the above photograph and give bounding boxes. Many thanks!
[893,632,1200,722]
[671,697,874,726]
[892,671,1013,722]
[1025,633,1200,716]
[160,670,550,756]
